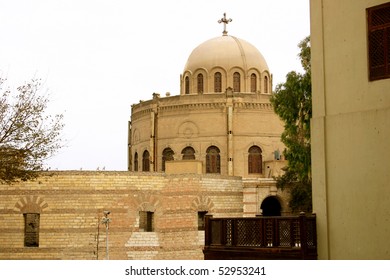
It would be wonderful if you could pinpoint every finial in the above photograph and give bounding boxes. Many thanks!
[218,13,232,36]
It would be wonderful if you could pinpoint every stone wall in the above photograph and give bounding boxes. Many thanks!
[0,171,243,260]
[129,93,285,176]
[242,178,291,217]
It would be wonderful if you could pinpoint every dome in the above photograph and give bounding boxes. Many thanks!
[184,35,269,74]
[181,35,272,95]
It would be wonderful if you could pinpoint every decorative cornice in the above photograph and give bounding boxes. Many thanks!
[131,108,153,121]
[131,99,274,121]
[158,102,226,112]
[233,102,273,110]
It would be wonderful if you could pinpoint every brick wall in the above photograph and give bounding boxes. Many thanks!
[0,171,243,260]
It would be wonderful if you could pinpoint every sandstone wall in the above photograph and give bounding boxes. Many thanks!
[0,171,243,260]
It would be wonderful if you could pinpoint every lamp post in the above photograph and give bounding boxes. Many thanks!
[101,210,111,260]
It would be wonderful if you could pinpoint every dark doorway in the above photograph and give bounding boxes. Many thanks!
[261,196,281,216]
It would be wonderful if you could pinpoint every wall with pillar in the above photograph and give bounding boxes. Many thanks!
[129,93,285,178]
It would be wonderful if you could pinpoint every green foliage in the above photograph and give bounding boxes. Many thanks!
[298,36,311,73]
[270,36,312,213]
[0,78,64,183]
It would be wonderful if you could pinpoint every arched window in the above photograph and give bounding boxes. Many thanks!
[134,152,138,171]
[182,146,195,160]
[197,73,204,93]
[248,146,262,174]
[214,72,222,93]
[206,146,220,173]
[185,76,190,94]
[233,72,240,92]
[264,76,268,93]
[162,148,174,171]
[251,73,257,92]
[142,150,150,171]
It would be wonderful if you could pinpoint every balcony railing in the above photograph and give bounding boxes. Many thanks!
[203,213,317,260]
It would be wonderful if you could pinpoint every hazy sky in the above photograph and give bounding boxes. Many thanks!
[0,0,310,171]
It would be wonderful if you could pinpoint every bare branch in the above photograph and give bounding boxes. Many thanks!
[0,77,65,183]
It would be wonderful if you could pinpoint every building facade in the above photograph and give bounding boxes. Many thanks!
[0,19,291,260]
[0,171,243,260]
[0,171,291,260]
[128,31,285,180]
[311,0,390,259]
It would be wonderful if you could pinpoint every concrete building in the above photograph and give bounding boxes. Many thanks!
[310,0,390,259]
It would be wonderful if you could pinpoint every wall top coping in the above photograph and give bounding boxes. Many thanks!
[131,93,273,113]
[1,170,243,185]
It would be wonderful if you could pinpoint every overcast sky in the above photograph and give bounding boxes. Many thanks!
[0,0,310,171]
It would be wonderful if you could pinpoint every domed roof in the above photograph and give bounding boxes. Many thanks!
[183,35,269,75]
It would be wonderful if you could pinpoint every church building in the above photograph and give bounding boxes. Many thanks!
[129,13,285,180]
[0,15,290,260]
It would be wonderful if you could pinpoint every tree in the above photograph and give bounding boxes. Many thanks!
[0,78,64,183]
[270,36,312,213]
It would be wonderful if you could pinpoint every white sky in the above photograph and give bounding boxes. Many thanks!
[0,0,310,171]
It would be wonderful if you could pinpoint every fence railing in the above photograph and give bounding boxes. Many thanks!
[204,213,317,260]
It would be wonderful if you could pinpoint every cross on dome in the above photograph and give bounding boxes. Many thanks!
[218,13,232,36]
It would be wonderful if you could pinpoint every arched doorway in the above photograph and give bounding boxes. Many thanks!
[260,196,281,216]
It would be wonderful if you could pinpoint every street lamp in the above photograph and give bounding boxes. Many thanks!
[101,210,111,260]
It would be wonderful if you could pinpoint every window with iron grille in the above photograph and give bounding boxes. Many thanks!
[214,72,222,92]
[134,152,138,171]
[367,2,390,81]
[24,213,40,247]
[182,146,195,160]
[233,72,241,92]
[206,146,220,173]
[162,147,174,171]
[251,73,257,92]
[185,76,190,94]
[139,211,154,232]
[197,73,204,93]
[142,150,150,171]
[248,145,262,174]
